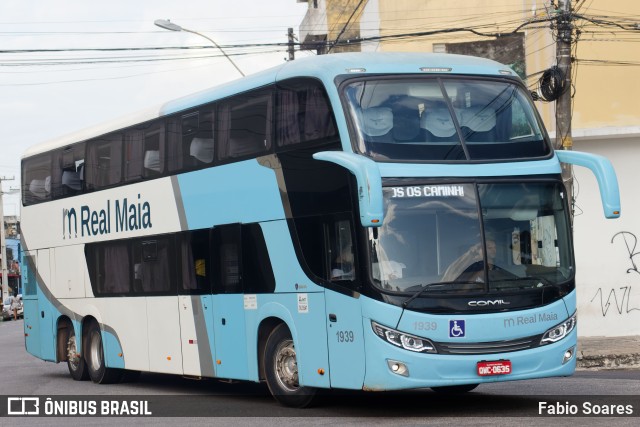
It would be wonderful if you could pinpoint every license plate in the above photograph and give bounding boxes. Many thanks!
[477,360,512,376]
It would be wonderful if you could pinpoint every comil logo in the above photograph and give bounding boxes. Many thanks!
[468,299,511,307]
[7,397,40,415]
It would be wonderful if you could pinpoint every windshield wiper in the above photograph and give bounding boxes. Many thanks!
[489,276,556,291]
[402,281,482,308]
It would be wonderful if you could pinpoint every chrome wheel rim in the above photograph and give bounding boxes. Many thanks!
[67,333,81,371]
[89,331,103,372]
[273,339,299,392]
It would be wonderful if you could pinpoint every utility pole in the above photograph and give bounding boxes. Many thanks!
[555,0,574,216]
[0,176,15,302]
[287,27,296,61]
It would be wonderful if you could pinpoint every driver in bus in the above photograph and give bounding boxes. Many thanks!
[331,244,355,280]
[441,238,498,283]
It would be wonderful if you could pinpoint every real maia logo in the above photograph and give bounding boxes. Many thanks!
[63,194,152,239]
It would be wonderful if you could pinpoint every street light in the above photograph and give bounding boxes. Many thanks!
[154,19,245,77]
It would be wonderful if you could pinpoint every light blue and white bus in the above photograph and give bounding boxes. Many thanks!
[20,52,620,407]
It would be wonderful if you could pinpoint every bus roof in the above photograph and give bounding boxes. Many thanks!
[22,52,514,159]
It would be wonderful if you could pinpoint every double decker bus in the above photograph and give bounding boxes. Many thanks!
[20,52,620,407]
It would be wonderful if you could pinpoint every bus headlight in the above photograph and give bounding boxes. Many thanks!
[540,313,577,345]
[371,321,437,353]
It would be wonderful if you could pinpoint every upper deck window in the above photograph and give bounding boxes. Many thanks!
[218,89,272,160]
[276,78,338,147]
[343,77,551,162]
[22,155,52,205]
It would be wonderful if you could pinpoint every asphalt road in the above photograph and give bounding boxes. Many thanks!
[1,318,638,426]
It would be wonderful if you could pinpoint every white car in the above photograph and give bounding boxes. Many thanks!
[2,295,23,320]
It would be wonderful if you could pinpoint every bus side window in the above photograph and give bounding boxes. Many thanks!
[276,78,337,148]
[87,241,131,295]
[242,224,275,293]
[132,238,173,293]
[213,224,242,294]
[328,220,355,281]
[124,130,144,182]
[22,155,52,205]
[211,224,275,294]
[86,133,123,190]
[51,143,85,198]
[178,229,212,294]
[143,124,165,178]
[168,108,215,173]
[218,89,272,160]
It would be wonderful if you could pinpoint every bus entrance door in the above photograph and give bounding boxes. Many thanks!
[325,291,366,389]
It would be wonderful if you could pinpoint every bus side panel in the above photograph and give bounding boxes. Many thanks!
[36,249,56,362]
[80,298,150,372]
[22,251,41,358]
[211,294,250,380]
[23,298,41,358]
[52,246,86,299]
[258,221,330,388]
[177,160,286,228]
[147,296,183,374]
[257,295,330,389]
[178,295,216,378]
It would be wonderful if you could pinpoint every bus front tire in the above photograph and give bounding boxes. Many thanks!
[85,321,121,384]
[66,326,89,381]
[264,324,316,408]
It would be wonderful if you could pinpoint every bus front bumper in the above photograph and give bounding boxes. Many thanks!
[362,324,577,391]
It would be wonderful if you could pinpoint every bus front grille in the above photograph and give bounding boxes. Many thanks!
[435,335,543,355]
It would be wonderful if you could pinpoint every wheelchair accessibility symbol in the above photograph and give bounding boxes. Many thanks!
[449,320,465,338]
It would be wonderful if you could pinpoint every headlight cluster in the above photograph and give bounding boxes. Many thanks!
[541,313,577,345]
[371,321,437,353]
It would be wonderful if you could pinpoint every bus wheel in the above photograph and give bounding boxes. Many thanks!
[431,384,479,394]
[264,324,316,408]
[66,326,88,381]
[85,321,120,384]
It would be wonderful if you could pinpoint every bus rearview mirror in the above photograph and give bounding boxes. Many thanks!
[312,151,384,227]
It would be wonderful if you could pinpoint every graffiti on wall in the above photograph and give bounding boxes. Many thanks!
[611,231,640,275]
[589,231,640,317]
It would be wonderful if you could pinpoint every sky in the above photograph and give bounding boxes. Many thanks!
[0,0,311,215]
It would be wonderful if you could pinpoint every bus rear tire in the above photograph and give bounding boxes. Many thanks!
[431,384,479,394]
[85,321,121,384]
[264,324,316,408]
[66,326,89,381]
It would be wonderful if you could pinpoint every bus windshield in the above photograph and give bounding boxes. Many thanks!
[343,77,551,161]
[369,182,573,295]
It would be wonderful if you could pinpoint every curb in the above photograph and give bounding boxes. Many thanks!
[577,353,640,370]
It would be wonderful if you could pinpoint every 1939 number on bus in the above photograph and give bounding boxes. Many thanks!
[336,331,355,343]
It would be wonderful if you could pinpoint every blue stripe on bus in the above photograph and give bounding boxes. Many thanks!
[177,159,285,229]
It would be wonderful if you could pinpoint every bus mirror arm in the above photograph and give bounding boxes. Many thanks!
[556,151,621,219]
[312,152,384,227]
